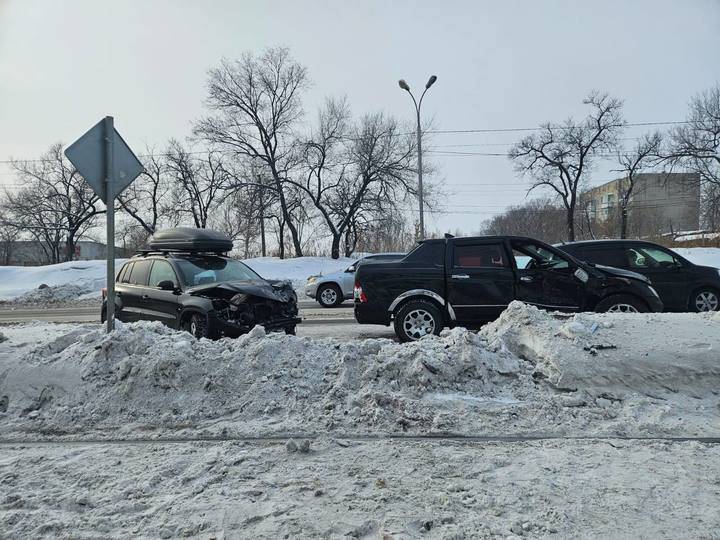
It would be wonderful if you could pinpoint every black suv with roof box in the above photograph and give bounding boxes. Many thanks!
[557,239,720,312]
[353,235,663,342]
[101,228,300,338]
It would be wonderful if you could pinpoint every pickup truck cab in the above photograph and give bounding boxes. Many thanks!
[354,235,663,342]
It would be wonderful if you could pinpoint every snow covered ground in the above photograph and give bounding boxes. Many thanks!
[0,303,719,536]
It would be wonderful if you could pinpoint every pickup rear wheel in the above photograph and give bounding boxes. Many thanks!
[394,299,443,342]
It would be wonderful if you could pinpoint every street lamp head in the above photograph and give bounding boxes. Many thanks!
[425,75,437,89]
[398,79,410,91]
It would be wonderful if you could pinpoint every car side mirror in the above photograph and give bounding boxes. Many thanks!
[345,265,356,273]
[158,280,176,291]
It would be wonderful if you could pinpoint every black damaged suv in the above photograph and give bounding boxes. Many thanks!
[354,235,664,342]
[101,228,300,338]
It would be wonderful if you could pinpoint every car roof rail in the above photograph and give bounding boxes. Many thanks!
[134,249,230,257]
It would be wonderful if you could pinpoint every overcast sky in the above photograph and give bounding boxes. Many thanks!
[1,0,718,234]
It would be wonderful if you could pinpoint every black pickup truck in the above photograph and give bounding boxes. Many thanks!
[353,235,663,341]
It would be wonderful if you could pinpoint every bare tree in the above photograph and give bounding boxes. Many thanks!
[117,145,173,235]
[666,84,720,185]
[165,140,230,229]
[194,47,308,257]
[7,144,104,262]
[509,92,625,241]
[290,99,418,258]
[665,84,720,229]
[614,132,662,238]
[480,198,567,244]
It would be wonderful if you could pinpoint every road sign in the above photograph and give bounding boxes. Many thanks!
[64,117,142,333]
[65,118,143,203]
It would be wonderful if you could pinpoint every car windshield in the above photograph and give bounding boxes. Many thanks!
[174,257,262,287]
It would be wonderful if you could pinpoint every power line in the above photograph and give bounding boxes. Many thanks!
[426,121,691,135]
[0,120,692,165]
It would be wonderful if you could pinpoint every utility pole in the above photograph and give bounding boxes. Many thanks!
[398,75,437,240]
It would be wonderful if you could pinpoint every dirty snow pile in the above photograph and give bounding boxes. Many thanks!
[0,283,99,306]
[0,321,534,439]
[2,302,719,440]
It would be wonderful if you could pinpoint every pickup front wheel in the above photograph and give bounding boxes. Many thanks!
[394,299,443,342]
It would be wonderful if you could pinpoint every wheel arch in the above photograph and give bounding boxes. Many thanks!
[388,289,445,317]
[592,292,650,312]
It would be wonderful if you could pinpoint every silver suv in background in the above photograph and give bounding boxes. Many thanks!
[305,253,405,307]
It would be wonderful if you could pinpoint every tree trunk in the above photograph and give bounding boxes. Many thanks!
[330,233,341,260]
[260,214,266,257]
[277,220,285,259]
[620,206,628,239]
[566,208,575,242]
[65,236,76,262]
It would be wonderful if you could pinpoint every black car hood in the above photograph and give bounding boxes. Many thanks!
[591,264,650,283]
[188,279,294,302]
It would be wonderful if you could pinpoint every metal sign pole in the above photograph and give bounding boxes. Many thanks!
[104,116,115,333]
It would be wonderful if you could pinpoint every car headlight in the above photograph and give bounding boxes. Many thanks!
[306,276,317,285]
[648,286,660,299]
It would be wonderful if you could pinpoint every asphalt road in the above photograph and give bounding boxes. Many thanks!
[0,300,397,339]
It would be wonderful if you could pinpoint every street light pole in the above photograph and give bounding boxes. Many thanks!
[399,75,437,240]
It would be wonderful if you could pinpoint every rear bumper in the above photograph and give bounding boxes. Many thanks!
[354,303,391,325]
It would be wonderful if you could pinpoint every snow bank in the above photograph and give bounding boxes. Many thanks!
[0,259,126,301]
[2,304,720,440]
[0,321,531,438]
[481,301,720,396]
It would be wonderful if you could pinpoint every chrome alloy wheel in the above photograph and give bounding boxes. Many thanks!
[402,308,435,340]
[695,291,719,312]
[606,303,639,313]
[320,287,338,306]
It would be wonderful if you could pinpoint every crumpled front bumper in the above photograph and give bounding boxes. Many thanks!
[209,313,302,338]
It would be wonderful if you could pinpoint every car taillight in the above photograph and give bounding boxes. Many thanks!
[354,282,367,303]
[101,287,107,299]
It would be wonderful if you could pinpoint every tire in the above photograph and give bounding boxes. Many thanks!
[393,299,443,343]
[595,294,648,314]
[184,313,210,339]
[690,288,720,312]
[317,283,343,308]
[284,325,297,336]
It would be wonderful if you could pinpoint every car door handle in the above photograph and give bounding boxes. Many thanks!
[141,294,150,299]
[452,274,470,279]
[520,276,534,282]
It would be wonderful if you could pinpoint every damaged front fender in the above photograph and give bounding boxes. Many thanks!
[189,280,300,336]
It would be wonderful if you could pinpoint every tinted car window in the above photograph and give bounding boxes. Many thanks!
[404,242,444,266]
[627,246,679,269]
[575,247,628,268]
[453,244,507,268]
[128,260,152,286]
[148,260,178,287]
[118,262,133,283]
